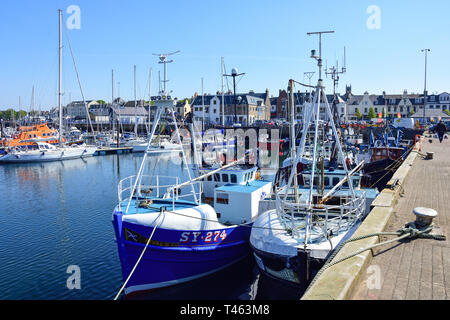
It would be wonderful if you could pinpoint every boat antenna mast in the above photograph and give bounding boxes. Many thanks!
[303,72,315,102]
[152,51,180,97]
[325,46,346,125]
[283,31,357,206]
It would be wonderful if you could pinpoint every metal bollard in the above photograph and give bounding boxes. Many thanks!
[413,207,438,228]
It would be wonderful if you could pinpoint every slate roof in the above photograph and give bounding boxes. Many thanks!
[410,109,450,118]
[111,106,148,116]
[191,94,264,106]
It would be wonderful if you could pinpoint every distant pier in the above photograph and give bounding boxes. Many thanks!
[94,146,133,156]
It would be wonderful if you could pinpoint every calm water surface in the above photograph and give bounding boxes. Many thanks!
[0,153,297,300]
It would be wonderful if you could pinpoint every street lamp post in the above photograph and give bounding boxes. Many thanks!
[224,68,245,124]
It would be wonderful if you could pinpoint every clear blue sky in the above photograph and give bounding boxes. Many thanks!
[1,0,449,110]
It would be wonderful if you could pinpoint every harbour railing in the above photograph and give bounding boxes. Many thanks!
[275,190,366,245]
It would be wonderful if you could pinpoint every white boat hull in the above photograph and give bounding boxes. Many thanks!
[0,146,97,163]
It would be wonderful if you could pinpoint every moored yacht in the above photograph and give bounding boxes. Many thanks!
[0,142,96,163]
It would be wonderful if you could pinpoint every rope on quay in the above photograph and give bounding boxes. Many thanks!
[303,222,446,295]
[113,210,165,300]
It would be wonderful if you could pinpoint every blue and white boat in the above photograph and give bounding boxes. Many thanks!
[112,93,272,296]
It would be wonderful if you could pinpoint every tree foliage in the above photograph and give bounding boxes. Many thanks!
[0,109,28,120]
[367,107,377,119]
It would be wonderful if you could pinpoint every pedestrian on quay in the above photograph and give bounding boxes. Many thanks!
[436,119,447,143]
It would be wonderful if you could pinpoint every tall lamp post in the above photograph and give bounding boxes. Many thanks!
[421,49,430,125]
[224,68,245,124]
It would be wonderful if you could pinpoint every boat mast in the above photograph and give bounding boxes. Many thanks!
[202,77,204,132]
[221,57,225,126]
[148,67,152,133]
[289,79,299,202]
[134,65,137,137]
[58,9,63,146]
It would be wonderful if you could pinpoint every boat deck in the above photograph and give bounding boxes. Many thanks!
[118,198,201,215]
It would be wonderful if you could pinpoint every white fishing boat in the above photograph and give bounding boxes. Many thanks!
[250,32,369,290]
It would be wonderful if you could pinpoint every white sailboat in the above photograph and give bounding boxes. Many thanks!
[0,10,96,163]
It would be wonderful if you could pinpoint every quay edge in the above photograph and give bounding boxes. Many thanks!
[301,141,421,300]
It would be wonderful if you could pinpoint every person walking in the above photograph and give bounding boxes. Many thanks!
[436,120,447,143]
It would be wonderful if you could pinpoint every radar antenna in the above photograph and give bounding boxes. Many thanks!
[152,50,180,96]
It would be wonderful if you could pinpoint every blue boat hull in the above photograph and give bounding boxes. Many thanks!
[113,211,251,295]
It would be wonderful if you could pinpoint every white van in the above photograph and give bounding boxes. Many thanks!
[392,118,415,129]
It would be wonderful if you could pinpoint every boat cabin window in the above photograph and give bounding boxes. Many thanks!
[230,174,237,183]
[207,175,212,181]
[324,177,330,187]
[353,178,359,188]
[332,177,340,186]
[43,133,46,137]
[214,174,220,182]
[222,174,229,183]
[216,192,229,204]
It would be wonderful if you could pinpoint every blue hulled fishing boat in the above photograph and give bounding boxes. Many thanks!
[112,64,272,296]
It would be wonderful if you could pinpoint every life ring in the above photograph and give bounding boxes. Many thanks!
[374,140,382,148]
[345,157,352,168]
[217,152,226,165]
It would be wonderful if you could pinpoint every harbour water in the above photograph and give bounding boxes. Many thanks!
[0,152,296,300]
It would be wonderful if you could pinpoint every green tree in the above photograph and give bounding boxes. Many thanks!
[367,107,377,119]
[355,108,362,119]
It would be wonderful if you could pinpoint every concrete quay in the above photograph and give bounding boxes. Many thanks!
[302,135,449,300]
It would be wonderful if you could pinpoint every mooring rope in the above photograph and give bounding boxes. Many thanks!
[113,209,165,300]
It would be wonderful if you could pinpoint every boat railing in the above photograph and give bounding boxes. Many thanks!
[118,175,204,210]
[275,191,366,243]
